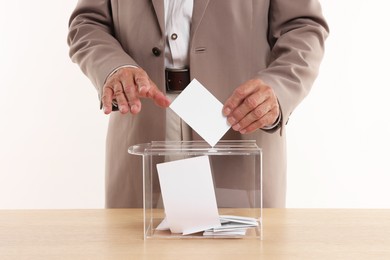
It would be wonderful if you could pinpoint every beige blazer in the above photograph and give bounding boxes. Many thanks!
[68,0,328,208]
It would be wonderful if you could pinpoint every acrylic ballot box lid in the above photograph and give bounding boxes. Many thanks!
[128,140,263,239]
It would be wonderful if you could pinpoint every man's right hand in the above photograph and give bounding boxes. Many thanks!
[102,67,171,115]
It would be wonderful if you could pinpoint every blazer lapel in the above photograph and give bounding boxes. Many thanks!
[151,0,165,35]
[191,0,210,40]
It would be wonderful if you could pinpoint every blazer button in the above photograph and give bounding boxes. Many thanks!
[152,47,161,56]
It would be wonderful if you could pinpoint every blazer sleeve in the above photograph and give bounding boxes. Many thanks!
[67,0,138,101]
[257,0,329,129]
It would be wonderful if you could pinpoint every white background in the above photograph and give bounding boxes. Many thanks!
[0,1,389,209]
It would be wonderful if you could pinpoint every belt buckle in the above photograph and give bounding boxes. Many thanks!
[165,68,190,92]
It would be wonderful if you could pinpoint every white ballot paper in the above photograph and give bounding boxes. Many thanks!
[169,79,231,147]
[156,155,221,235]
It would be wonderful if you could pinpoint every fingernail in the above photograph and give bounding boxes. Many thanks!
[223,107,231,116]
[131,105,139,113]
[228,117,236,125]
[240,129,247,134]
[138,84,150,94]
[232,123,241,131]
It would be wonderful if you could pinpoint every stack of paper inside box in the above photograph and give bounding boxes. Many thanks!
[203,215,259,237]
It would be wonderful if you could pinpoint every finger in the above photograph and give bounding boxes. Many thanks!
[231,98,274,131]
[120,76,141,114]
[144,81,171,107]
[223,80,259,116]
[227,90,267,126]
[132,69,170,107]
[134,71,152,96]
[113,81,129,114]
[102,85,114,114]
[239,106,280,134]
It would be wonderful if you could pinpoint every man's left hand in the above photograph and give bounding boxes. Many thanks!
[223,78,280,134]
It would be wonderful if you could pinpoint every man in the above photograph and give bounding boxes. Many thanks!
[68,0,328,208]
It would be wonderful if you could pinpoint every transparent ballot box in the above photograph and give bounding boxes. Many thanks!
[128,140,262,239]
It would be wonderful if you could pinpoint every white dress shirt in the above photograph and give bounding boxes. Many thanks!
[163,0,194,142]
[164,0,193,69]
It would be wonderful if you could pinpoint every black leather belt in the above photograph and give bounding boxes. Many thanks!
[165,68,190,92]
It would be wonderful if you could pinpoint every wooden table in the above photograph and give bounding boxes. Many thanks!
[0,209,389,259]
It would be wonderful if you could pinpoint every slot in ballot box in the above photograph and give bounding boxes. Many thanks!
[128,140,262,239]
